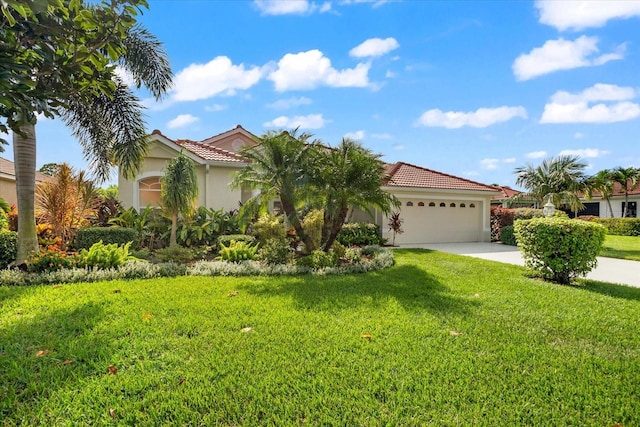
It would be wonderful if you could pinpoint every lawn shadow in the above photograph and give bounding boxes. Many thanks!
[0,302,109,420]
[576,279,640,302]
[240,264,478,316]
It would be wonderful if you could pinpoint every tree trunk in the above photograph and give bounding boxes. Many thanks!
[170,213,178,247]
[13,122,39,265]
[280,196,313,254]
[623,193,629,218]
[606,198,614,218]
[321,205,349,252]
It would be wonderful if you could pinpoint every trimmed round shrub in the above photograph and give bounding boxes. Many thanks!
[499,225,517,246]
[490,207,515,242]
[257,237,294,265]
[588,218,640,237]
[336,222,383,246]
[514,217,606,284]
[513,208,544,220]
[0,230,18,269]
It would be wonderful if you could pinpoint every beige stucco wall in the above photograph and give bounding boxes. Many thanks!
[0,177,17,206]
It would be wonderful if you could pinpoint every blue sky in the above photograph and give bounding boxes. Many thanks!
[4,0,640,188]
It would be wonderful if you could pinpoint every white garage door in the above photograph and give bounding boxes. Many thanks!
[394,199,482,244]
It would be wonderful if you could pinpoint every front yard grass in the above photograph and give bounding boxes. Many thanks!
[600,235,640,261]
[1,249,638,425]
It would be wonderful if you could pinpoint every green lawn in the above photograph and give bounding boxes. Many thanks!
[600,235,640,261]
[1,250,639,425]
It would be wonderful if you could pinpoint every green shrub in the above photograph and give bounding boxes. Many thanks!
[500,225,517,246]
[342,246,362,264]
[513,208,544,220]
[297,250,337,269]
[73,227,138,250]
[76,241,132,269]
[27,247,76,273]
[361,244,384,257]
[153,245,195,263]
[257,237,294,265]
[0,230,18,269]
[586,218,640,236]
[217,240,259,262]
[514,217,606,284]
[0,209,8,231]
[130,248,151,260]
[216,234,255,250]
[253,213,285,243]
[336,222,383,246]
[490,207,515,242]
[302,209,323,251]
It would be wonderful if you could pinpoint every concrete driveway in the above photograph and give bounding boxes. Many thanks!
[399,242,640,288]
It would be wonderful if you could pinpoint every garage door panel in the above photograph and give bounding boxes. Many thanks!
[394,199,481,244]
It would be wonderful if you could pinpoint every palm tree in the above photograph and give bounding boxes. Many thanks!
[232,129,320,253]
[514,155,588,213]
[9,13,172,263]
[161,153,198,247]
[316,139,399,251]
[585,169,615,217]
[611,167,640,217]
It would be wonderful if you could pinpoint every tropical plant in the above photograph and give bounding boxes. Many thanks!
[0,198,9,230]
[76,241,132,270]
[2,0,173,264]
[585,169,615,217]
[611,167,640,217]
[315,138,399,251]
[161,152,198,247]
[513,155,588,213]
[232,129,320,253]
[35,163,98,246]
[217,240,259,263]
[387,211,404,246]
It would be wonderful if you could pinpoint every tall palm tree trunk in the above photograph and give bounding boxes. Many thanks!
[13,122,39,264]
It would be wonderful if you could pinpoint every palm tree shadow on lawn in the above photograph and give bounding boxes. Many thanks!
[239,264,479,316]
[577,278,640,302]
[0,302,109,419]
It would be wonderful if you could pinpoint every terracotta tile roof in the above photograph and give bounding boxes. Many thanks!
[175,140,247,163]
[0,157,53,183]
[384,162,500,192]
[199,124,257,146]
[612,181,640,196]
[491,185,522,199]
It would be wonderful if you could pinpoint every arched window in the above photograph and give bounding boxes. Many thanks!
[418,202,425,207]
[406,201,413,207]
[470,203,476,208]
[460,203,466,208]
[450,203,456,207]
[138,176,162,208]
[439,202,446,207]
[429,202,436,207]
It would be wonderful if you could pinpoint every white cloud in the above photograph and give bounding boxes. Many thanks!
[167,114,199,129]
[558,148,610,158]
[263,114,328,129]
[114,65,135,87]
[536,0,640,31]
[415,106,527,129]
[463,171,480,177]
[253,0,317,15]
[349,37,399,58]
[393,144,406,151]
[172,56,265,102]
[526,151,547,159]
[267,96,312,110]
[573,132,584,139]
[481,158,516,170]
[269,50,370,91]
[204,104,227,112]
[340,0,390,7]
[512,36,625,81]
[385,70,396,78]
[372,133,392,139]
[344,130,365,140]
[540,83,640,124]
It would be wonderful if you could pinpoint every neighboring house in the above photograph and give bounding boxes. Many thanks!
[0,157,52,206]
[119,126,501,244]
[579,183,640,218]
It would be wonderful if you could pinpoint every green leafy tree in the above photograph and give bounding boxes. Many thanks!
[1,0,173,263]
[315,139,399,251]
[232,130,320,253]
[514,155,587,213]
[161,153,198,247]
[611,167,640,218]
[38,163,60,176]
[585,169,615,217]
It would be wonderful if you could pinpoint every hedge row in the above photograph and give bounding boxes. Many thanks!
[0,230,17,269]
[578,217,640,236]
[72,227,138,250]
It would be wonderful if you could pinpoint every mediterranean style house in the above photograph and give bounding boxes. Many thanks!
[118,125,500,245]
